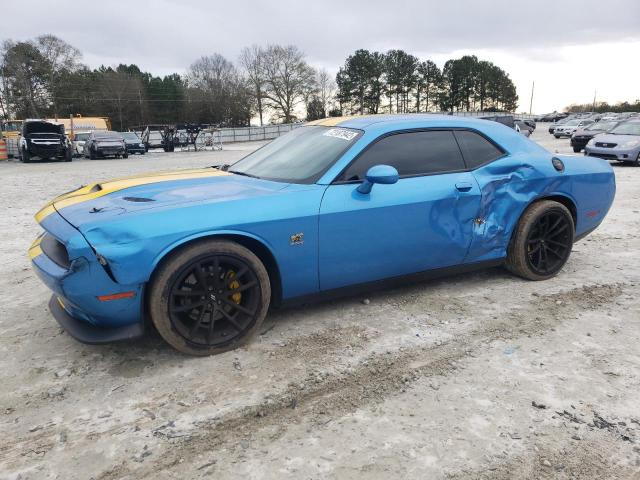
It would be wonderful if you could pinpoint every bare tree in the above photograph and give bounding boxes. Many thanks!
[239,45,266,126]
[187,54,253,126]
[99,69,142,130]
[262,45,316,123]
[35,35,82,116]
[316,68,335,117]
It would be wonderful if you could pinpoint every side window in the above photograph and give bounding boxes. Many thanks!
[340,130,465,181]
[453,130,504,169]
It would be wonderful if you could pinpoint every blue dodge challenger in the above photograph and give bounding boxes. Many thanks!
[30,115,615,355]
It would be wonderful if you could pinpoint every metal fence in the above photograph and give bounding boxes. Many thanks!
[214,112,535,145]
[215,123,303,144]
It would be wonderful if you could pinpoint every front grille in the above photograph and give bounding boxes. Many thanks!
[595,142,616,148]
[588,153,618,160]
[40,233,70,268]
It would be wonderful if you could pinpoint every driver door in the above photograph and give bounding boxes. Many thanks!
[318,130,481,291]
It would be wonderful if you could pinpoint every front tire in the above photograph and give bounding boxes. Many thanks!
[573,146,581,153]
[149,240,271,356]
[20,148,31,163]
[506,200,574,281]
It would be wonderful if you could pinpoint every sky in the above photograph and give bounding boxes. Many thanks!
[2,0,639,114]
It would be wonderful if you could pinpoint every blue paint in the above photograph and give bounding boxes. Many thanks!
[31,115,616,334]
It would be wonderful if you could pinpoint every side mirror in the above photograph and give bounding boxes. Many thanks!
[357,164,399,194]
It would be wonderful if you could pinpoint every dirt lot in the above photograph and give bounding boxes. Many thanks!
[1,125,639,480]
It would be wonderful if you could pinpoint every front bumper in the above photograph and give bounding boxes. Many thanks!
[125,144,146,154]
[28,144,65,158]
[554,130,574,137]
[49,295,144,343]
[585,146,640,161]
[31,210,145,343]
[96,146,126,156]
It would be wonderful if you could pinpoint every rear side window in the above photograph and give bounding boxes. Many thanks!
[453,130,504,169]
[340,130,465,181]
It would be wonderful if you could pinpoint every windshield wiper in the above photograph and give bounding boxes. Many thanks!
[228,169,260,179]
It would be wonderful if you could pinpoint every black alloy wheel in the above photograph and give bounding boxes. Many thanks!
[525,210,572,276]
[506,200,575,281]
[149,239,271,355]
[168,254,261,347]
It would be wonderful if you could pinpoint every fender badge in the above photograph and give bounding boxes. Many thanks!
[290,233,304,246]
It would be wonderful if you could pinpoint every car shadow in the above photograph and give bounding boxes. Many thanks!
[106,265,513,358]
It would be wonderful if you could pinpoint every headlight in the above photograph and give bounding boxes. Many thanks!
[586,138,596,146]
[618,140,640,149]
[139,143,145,147]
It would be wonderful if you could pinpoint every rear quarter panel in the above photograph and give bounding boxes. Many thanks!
[467,150,615,262]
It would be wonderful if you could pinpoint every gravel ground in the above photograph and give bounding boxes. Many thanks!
[1,124,639,480]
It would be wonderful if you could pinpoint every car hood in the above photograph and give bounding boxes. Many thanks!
[36,168,289,228]
[573,128,599,137]
[591,133,640,145]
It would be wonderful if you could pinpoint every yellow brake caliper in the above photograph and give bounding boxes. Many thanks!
[225,271,242,304]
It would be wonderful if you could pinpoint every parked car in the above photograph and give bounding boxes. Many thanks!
[30,114,616,355]
[549,117,571,134]
[585,120,640,165]
[19,120,72,163]
[514,120,533,136]
[554,119,594,138]
[544,112,568,123]
[120,132,146,155]
[71,131,92,157]
[522,119,536,131]
[570,120,620,152]
[83,131,127,159]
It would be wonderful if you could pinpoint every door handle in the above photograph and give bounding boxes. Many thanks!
[455,182,473,192]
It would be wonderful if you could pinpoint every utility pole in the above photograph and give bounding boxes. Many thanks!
[592,90,597,112]
[529,81,535,115]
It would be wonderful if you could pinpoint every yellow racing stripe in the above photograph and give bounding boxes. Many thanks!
[28,235,43,259]
[35,168,231,222]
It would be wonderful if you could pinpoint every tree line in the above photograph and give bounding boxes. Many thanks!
[336,49,518,115]
[0,35,519,130]
[566,100,640,114]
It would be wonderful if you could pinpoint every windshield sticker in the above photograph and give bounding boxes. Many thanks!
[323,128,358,141]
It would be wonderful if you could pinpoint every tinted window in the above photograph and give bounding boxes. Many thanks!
[453,130,504,169]
[340,130,465,181]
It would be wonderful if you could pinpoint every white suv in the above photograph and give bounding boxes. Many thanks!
[554,119,594,138]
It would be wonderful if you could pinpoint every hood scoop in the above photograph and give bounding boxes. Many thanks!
[122,196,155,203]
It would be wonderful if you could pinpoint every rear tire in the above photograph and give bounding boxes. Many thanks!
[123,153,129,159]
[506,200,574,281]
[149,240,271,356]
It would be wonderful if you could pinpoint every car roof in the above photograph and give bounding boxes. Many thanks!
[307,113,507,131]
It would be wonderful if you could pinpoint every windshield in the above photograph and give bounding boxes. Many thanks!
[95,131,123,140]
[229,126,362,183]
[564,120,580,126]
[610,122,640,136]
[586,121,617,132]
[74,133,90,141]
[121,132,140,140]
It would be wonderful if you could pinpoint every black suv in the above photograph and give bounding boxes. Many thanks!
[19,120,72,162]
